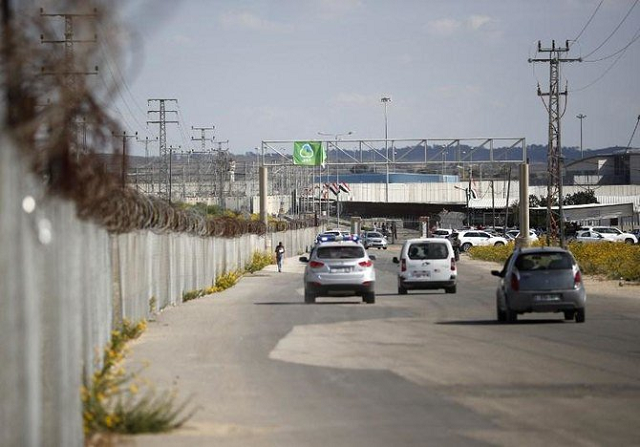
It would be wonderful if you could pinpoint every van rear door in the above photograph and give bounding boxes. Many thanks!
[405,241,452,282]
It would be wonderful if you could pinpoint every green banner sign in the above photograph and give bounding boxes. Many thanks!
[293,141,325,166]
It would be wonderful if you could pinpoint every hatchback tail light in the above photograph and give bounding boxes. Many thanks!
[309,261,324,268]
[401,259,406,272]
[358,260,373,268]
[510,273,519,291]
[451,258,456,271]
[574,270,582,287]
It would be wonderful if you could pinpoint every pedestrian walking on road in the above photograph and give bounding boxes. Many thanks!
[275,241,285,272]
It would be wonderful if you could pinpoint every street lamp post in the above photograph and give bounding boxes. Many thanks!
[577,113,586,159]
[381,96,392,202]
[318,131,353,228]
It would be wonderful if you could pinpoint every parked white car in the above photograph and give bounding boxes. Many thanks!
[432,228,453,238]
[506,229,539,241]
[572,230,609,243]
[580,226,637,244]
[457,230,508,252]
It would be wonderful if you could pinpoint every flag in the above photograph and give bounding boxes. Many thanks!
[327,182,340,196]
[293,141,326,166]
[339,182,351,194]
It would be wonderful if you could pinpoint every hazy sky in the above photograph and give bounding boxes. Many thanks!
[109,0,640,155]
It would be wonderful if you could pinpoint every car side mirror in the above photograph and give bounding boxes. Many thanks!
[369,255,376,261]
[491,270,503,277]
[299,256,309,263]
[392,257,399,264]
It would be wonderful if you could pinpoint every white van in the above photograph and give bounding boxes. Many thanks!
[392,238,457,294]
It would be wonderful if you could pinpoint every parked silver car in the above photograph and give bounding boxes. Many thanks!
[491,247,586,323]
[299,241,376,304]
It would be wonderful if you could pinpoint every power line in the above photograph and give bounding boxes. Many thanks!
[572,0,605,43]
[625,115,640,149]
[583,0,639,59]
[583,23,640,61]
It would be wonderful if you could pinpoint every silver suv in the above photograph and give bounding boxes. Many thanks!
[580,226,637,244]
[299,241,376,304]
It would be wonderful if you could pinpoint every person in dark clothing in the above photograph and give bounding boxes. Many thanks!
[275,242,285,272]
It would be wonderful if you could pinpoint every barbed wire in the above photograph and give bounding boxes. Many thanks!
[2,0,312,238]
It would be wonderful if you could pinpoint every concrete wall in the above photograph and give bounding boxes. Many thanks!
[0,137,319,447]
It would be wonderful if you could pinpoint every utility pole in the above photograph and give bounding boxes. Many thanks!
[112,131,138,189]
[577,113,586,159]
[40,8,98,154]
[529,40,581,247]
[381,96,392,202]
[137,136,158,194]
[147,99,178,201]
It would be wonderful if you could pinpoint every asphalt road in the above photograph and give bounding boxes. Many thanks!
[122,242,640,447]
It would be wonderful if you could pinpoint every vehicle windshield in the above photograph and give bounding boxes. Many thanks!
[515,252,573,271]
[407,242,448,260]
[316,246,365,259]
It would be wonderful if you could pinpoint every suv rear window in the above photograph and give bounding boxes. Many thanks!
[407,242,449,260]
[317,246,365,259]
[515,252,573,271]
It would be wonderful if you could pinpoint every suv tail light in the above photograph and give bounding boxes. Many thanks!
[309,261,324,268]
[401,258,406,272]
[574,270,582,288]
[510,273,519,291]
[451,258,456,271]
[358,260,373,268]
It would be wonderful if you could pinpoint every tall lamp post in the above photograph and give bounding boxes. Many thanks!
[318,131,353,228]
[577,113,586,159]
[381,96,392,202]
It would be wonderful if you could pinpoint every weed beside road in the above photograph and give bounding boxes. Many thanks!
[469,242,640,281]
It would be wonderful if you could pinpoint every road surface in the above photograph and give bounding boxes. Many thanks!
[122,243,640,447]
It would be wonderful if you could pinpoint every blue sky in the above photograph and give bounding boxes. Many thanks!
[108,0,640,155]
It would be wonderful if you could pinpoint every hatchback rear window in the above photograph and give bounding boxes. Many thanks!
[407,243,449,260]
[317,246,365,259]
[515,252,573,271]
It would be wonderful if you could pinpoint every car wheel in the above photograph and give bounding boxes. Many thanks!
[625,238,634,244]
[363,292,375,304]
[497,304,507,322]
[563,311,575,320]
[494,241,505,246]
[575,308,586,323]
[461,242,472,252]
[304,291,316,304]
[444,285,457,294]
[506,308,518,324]
[398,284,408,295]
[383,246,387,250]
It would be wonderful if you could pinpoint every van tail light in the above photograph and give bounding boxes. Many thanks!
[309,261,324,268]
[510,273,519,291]
[451,258,456,271]
[401,259,406,272]
[574,270,582,287]
[359,260,373,268]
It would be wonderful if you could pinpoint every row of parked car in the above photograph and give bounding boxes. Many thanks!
[315,229,389,249]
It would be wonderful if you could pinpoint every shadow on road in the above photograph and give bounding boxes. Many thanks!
[437,319,566,326]
[254,301,366,306]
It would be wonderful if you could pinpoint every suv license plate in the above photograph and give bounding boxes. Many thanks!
[534,294,561,302]
[331,267,351,273]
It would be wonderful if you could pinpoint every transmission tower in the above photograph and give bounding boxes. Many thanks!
[147,99,178,201]
[40,8,98,154]
[528,40,581,246]
[191,126,215,197]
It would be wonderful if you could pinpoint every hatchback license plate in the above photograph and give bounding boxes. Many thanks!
[331,267,351,273]
[534,294,561,302]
